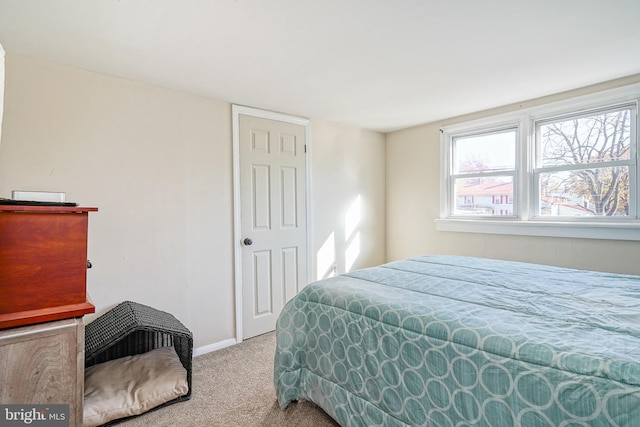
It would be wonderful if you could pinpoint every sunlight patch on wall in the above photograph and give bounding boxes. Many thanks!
[317,231,335,280]
[345,195,361,272]
[346,232,360,272]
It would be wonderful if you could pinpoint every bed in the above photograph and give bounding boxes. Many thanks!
[274,255,640,426]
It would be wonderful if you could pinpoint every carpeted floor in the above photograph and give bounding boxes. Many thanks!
[118,332,339,426]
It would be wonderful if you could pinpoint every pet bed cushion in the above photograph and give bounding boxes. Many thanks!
[83,346,188,427]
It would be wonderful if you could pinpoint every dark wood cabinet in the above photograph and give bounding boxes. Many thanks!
[0,205,97,329]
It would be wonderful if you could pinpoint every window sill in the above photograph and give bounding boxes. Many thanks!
[435,218,640,241]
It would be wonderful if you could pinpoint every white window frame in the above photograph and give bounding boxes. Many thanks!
[449,125,519,219]
[437,83,640,241]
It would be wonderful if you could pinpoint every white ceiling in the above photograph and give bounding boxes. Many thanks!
[0,0,639,132]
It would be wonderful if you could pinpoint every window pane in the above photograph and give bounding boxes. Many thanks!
[538,166,630,217]
[453,130,516,174]
[539,108,632,167]
[454,176,513,216]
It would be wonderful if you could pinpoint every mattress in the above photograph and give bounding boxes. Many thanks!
[274,255,640,426]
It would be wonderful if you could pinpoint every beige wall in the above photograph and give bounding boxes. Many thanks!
[10,48,640,348]
[0,54,386,348]
[0,43,4,144]
[310,121,386,279]
[386,74,640,275]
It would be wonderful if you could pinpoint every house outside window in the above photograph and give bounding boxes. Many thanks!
[438,83,640,241]
[451,128,517,217]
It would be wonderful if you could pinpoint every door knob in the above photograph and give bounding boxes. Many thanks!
[243,238,253,246]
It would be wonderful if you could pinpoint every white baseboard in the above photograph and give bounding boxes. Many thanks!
[193,338,237,357]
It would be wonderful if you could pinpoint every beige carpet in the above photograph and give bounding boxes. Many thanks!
[118,332,340,427]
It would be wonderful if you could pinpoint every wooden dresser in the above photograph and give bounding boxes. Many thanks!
[0,205,97,328]
[0,205,97,426]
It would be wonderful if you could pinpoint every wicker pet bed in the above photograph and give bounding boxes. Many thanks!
[84,301,193,425]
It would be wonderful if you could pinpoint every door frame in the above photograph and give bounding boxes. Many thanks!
[232,104,313,342]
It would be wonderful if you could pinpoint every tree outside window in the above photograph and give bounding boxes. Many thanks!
[536,107,633,217]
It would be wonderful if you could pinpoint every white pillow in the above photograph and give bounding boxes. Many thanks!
[83,346,188,427]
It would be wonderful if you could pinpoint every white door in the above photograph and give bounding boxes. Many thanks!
[236,111,308,340]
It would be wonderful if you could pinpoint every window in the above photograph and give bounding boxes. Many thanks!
[535,106,634,218]
[451,128,517,217]
[438,83,640,240]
